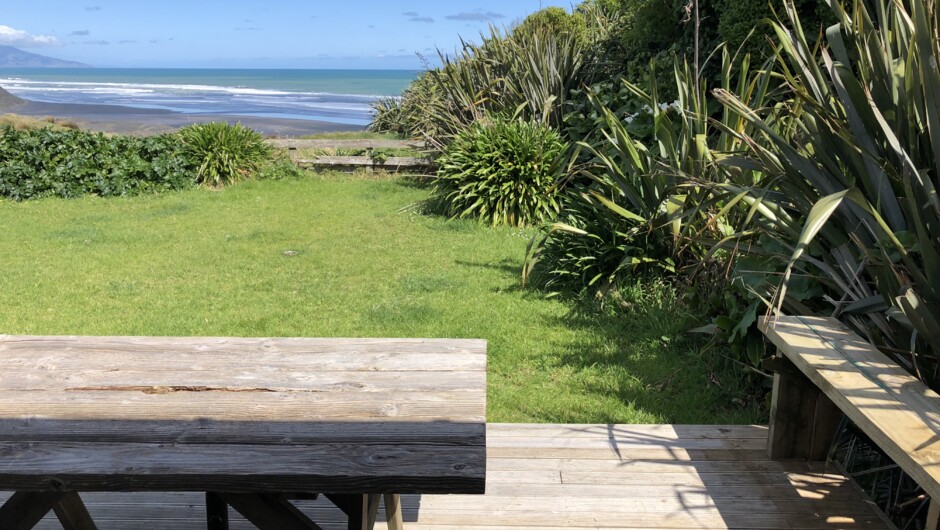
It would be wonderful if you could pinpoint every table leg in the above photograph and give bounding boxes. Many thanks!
[326,494,382,530]
[0,491,66,530]
[222,493,324,530]
[383,494,403,530]
[206,492,229,530]
[53,492,98,530]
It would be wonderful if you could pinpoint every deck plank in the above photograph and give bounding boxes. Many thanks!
[4,424,889,529]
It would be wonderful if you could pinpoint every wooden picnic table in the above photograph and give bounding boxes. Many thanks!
[0,335,487,530]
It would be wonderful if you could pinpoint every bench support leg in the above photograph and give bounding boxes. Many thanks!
[384,494,403,530]
[327,494,382,530]
[222,493,324,530]
[0,491,66,530]
[206,492,229,530]
[766,355,843,460]
[53,492,98,530]
[927,499,939,530]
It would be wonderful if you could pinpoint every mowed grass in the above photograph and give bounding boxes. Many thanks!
[0,174,763,424]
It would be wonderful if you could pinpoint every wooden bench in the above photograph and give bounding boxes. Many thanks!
[760,315,940,527]
[0,335,487,530]
[267,140,426,150]
[266,139,435,174]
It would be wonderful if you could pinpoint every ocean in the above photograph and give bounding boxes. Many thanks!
[0,68,419,126]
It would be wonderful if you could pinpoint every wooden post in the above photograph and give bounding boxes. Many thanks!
[53,492,98,530]
[383,494,404,530]
[0,491,66,530]
[222,493,323,530]
[765,355,843,460]
[206,492,229,530]
[927,499,939,530]
[344,494,381,530]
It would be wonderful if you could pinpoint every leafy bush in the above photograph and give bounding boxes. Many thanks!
[371,24,585,145]
[428,118,566,227]
[715,0,832,59]
[0,126,195,200]
[714,0,940,386]
[179,122,272,188]
[369,71,442,138]
[255,153,309,181]
[513,7,588,45]
[527,50,774,296]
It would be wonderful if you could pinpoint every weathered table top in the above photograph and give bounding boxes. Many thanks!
[0,335,487,494]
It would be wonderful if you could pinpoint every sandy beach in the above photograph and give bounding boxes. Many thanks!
[3,98,364,137]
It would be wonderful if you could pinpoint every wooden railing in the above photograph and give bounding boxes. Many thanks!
[267,139,434,173]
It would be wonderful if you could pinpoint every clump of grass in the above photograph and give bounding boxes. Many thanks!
[0,114,80,131]
[179,122,273,188]
[429,118,566,227]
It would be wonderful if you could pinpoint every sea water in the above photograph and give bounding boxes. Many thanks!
[0,68,419,126]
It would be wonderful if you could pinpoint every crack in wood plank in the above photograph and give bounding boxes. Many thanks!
[65,386,280,395]
[63,382,375,394]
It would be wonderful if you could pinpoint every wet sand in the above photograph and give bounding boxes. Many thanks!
[5,99,364,137]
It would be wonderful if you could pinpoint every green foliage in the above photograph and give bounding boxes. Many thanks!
[372,25,585,144]
[715,0,832,59]
[513,7,588,45]
[179,122,272,188]
[369,71,442,138]
[528,50,776,300]
[0,175,762,425]
[429,118,566,227]
[0,126,195,201]
[255,153,309,181]
[714,0,940,386]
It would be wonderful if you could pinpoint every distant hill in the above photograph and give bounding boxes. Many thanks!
[0,46,88,68]
[0,86,25,109]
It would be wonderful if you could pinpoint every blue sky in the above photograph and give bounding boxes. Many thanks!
[1,1,571,69]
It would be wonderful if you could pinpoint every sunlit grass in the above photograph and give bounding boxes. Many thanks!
[0,174,762,424]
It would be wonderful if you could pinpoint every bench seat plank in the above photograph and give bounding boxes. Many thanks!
[760,315,940,501]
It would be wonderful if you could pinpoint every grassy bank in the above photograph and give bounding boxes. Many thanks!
[0,174,762,424]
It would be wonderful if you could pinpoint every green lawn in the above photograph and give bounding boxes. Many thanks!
[0,174,763,424]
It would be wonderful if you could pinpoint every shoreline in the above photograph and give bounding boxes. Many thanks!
[2,98,365,137]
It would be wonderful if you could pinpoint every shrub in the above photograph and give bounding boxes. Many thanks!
[179,122,272,188]
[714,0,940,386]
[369,71,442,139]
[0,126,195,200]
[428,118,566,227]
[513,7,588,45]
[371,26,585,144]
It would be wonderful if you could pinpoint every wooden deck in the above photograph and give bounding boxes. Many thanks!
[4,423,889,529]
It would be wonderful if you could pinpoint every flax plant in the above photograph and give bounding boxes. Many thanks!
[427,26,585,143]
[714,0,940,385]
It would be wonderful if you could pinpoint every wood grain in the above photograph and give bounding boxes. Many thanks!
[51,492,98,530]
[766,355,843,460]
[760,316,940,501]
[0,335,487,495]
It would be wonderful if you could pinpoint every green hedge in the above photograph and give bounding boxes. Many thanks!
[0,127,196,201]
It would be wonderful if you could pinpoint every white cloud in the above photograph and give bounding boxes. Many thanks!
[0,25,61,47]
[445,11,505,21]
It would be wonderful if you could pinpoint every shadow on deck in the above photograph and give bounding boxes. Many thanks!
[9,424,888,529]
